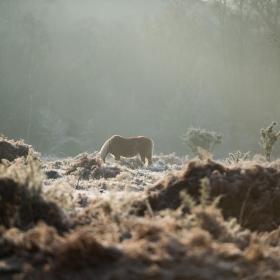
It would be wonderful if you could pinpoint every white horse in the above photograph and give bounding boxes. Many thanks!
[99,135,153,165]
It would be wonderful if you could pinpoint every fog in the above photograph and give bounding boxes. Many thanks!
[1,0,280,157]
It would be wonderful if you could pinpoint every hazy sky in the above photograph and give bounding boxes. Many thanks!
[1,0,280,157]
[47,0,164,23]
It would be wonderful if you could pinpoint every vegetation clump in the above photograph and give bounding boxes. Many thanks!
[65,153,101,178]
[65,153,120,179]
[260,122,280,161]
[0,156,68,232]
[2,136,280,279]
[183,127,222,156]
[0,135,32,162]
[226,151,250,164]
[134,159,280,231]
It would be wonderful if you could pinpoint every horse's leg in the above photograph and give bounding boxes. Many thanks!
[114,154,120,161]
[146,152,153,165]
[147,156,153,165]
[140,153,146,165]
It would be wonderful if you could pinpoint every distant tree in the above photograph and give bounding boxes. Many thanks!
[249,0,280,47]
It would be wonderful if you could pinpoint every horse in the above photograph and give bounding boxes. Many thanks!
[99,135,153,165]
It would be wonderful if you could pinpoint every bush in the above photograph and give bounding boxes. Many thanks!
[260,122,280,161]
[182,127,222,156]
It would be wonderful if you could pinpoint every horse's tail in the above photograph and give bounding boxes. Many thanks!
[99,138,110,162]
[147,138,154,164]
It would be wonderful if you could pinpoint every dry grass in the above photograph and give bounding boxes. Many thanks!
[134,159,280,231]
[0,135,35,162]
[1,137,280,279]
[0,155,69,233]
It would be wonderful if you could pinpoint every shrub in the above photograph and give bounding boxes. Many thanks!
[260,122,280,161]
[182,127,222,156]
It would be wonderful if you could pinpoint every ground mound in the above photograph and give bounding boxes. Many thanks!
[1,139,280,279]
[65,153,120,179]
[1,204,280,279]
[133,159,280,231]
[0,157,68,233]
[0,135,33,162]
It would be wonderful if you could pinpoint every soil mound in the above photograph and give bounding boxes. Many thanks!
[0,136,31,161]
[0,159,68,233]
[2,151,280,279]
[135,159,280,231]
[65,153,120,179]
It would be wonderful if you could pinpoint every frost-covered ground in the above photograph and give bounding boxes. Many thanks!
[3,137,280,279]
[42,153,188,211]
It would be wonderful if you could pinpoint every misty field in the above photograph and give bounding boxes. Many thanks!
[1,0,280,157]
[1,0,280,279]
[1,136,280,279]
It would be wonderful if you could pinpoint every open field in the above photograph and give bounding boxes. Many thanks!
[1,137,280,279]
[2,1,280,279]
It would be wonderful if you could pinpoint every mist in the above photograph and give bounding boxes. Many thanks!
[1,0,280,157]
